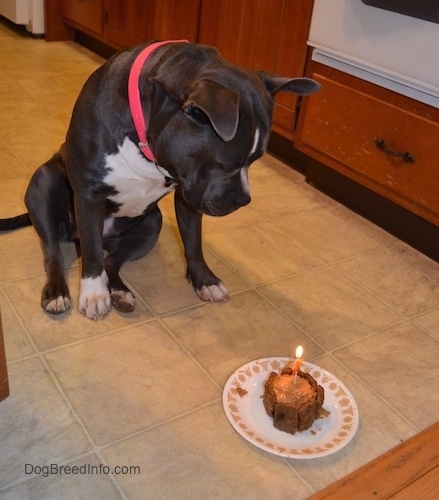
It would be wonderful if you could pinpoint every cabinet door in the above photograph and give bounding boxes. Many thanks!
[106,0,201,50]
[105,0,145,48]
[62,0,104,36]
[153,0,201,41]
[198,0,313,140]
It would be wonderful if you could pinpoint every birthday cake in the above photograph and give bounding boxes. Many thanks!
[263,365,325,435]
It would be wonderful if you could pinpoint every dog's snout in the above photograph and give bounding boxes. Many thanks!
[231,190,251,209]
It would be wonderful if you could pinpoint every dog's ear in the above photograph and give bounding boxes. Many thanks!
[183,79,240,142]
[257,72,322,96]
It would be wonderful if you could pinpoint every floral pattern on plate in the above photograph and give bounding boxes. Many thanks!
[222,357,359,458]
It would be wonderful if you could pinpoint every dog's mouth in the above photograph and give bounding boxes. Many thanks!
[162,164,251,217]
[202,200,236,217]
[177,188,240,217]
[196,194,251,217]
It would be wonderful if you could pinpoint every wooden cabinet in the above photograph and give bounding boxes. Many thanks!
[62,0,201,49]
[297,61,439,226]
[62,0,104,36]
[197,0,314,141]
[105,0,201,49]
[105,0,145,48]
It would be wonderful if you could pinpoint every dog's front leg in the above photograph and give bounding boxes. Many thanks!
[75,196,112,319]
[174,189,229,302]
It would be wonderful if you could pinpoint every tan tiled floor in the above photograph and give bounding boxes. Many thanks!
[0,20,438,500]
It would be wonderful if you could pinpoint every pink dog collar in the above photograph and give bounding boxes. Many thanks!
[128,40,189,163]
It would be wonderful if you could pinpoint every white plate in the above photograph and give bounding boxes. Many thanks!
[223,357,359,458]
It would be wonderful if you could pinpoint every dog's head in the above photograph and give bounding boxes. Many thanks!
[145,47,320,216]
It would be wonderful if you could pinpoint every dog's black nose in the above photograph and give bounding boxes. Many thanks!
[232,192,251,209]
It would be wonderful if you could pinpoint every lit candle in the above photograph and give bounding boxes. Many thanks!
[292,345,303,384]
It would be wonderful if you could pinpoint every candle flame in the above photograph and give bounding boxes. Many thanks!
[295,345,303,359]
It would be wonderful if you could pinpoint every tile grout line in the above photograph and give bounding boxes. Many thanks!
[325,352,420,435]
[0,290,128,497]
[155,314,224,393]
[333,260,424,320]
[98,397,222,455]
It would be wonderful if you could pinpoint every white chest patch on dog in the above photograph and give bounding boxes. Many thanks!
[104,137,174,218]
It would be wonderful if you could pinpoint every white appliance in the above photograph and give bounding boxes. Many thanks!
[0,0,45,35]
[308,0,439,108]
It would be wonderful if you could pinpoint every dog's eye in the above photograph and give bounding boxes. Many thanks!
[183,104,209,126]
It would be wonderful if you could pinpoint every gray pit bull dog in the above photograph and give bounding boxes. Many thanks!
[0,40,320,320]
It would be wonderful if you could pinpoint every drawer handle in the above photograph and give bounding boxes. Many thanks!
[374,138,415,164]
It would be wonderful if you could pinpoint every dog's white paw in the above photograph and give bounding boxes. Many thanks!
[44,296,71,314]
[111,290,136,313]
[197,282,229,302]
[78,272,112,320]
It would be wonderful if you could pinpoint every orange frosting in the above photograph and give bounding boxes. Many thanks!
[272,374,314,405]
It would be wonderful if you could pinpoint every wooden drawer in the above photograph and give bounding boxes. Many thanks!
[298,69,439,226]
[62,0,104,36]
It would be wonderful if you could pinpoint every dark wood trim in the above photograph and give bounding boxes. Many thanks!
[45,0,74,41]
[267,133,309,174]
[74,30,117,59]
